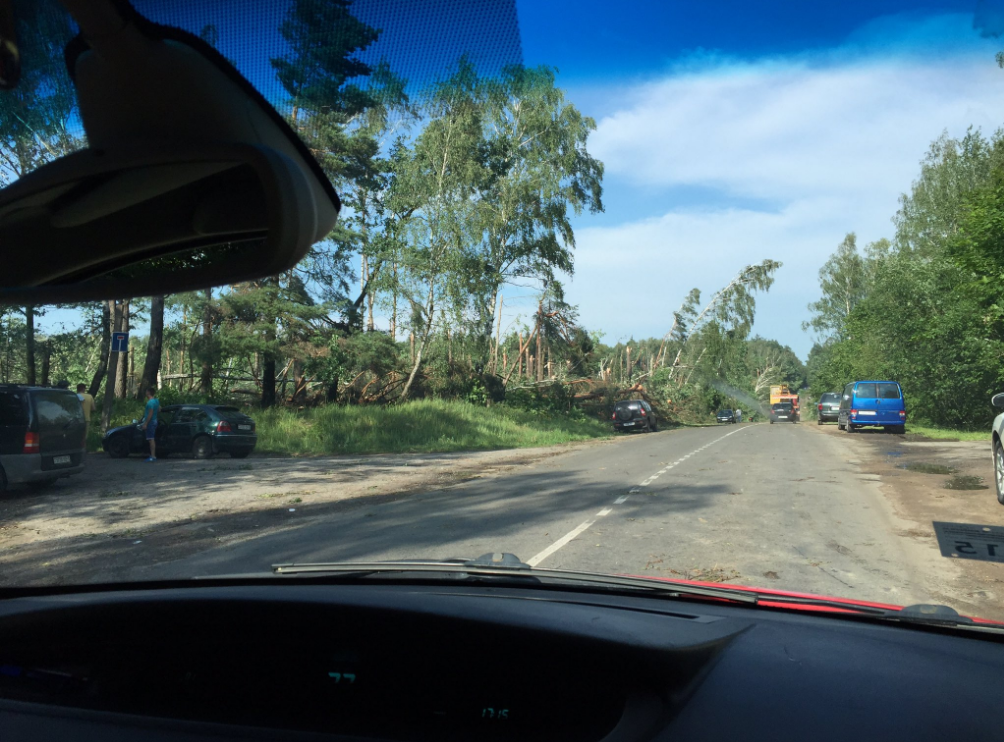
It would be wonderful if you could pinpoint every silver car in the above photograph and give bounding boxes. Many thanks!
[991,393,1004,505]
[816,392,841,424]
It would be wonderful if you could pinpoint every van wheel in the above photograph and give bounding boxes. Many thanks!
[846,423,854,433]
[838,422,845,430]
[192,436,214,460]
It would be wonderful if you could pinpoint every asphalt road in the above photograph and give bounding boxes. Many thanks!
[134,422,936,606]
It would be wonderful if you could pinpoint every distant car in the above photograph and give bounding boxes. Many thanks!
[837,381,906,433]
[816,392,841,424]
[769,402,796,424]
[716,409,736,424]
[990,392,1004,506]
[0,384,86,492]
[102,404,257,459]
[611,400,657,432]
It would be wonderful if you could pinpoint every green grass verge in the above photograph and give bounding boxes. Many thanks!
[88,398,612,456]
[254,399,612,456]
[906,425,988,442]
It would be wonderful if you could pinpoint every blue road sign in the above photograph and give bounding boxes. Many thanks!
[111,332,129,353]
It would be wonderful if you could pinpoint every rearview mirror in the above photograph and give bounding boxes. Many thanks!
[0,2,339,304]
[0,142,328,303]
[992,393,1004,409]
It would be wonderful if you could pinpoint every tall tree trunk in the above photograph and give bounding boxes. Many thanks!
[89,301,111,397]
[400,284,435,403]
[101,300,121,431]
[39,340,51,387]
[390,262,398,341]
[535,327,543,383]
[114,299,130,398]
[199,288,213,397]
[137,295,164,398]
[24,305,35,385]
[292,358,305,403]
[261,348,277,408]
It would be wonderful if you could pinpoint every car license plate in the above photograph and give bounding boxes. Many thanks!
[238,424,251,430]
[623,422,634,426]
[858,410,876,415]
[53,455,71,465]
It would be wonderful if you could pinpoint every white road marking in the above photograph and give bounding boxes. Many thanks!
[597,507,612,516]
[614,496,628,504]
[527,520,596,566]
[529,425,752,567]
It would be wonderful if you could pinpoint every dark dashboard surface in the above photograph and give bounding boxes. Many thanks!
[0,582,1000,741]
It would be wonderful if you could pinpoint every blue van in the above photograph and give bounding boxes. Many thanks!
[837,381,906,433]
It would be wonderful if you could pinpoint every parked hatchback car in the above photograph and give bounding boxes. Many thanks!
[716,409,736,424]
[102,404,257,459]
[769,402,796,424]
[837,381,906,433]
[0,384,86,492]
[816,392,841,424]
[611,400,657,432]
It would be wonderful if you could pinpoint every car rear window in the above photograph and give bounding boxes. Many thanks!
[854,383,877,398]
[32,390,83,425]
[0,391,27,425]
[820,393,840,402]
[877,383,901,399]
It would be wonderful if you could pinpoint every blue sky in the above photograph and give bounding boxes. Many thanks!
[37,1,1004,362]
[511,1,1004,358]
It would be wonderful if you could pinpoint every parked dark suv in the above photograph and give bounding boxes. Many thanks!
[611,400,657,432]
[102,404,257,459]
[0,385,86,492]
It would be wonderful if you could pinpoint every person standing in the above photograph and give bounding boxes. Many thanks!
[141,386,160,462]
[76,383,95,443]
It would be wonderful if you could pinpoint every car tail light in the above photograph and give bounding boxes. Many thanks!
[818,404,823,411]
[899,410,906,419]
[23,432,39,453]
[640,409,646,416]
[217,420,232,433]
[611,413,616,420]
[850,409,857,418]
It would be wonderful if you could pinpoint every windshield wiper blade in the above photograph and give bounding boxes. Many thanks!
[269,554,1002,630]
[271,552,760,604]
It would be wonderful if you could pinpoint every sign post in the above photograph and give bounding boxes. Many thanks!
[111,332,129,353]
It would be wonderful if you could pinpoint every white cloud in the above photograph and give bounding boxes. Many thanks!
[568,14,1004,358]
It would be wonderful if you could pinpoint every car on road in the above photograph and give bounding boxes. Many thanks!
[769,402,796,423]
[611,399,657,432]
[102,404,257,459]
[0,384,86,492]
[816,392,841,424]
[716,409,736,424]
[837,381,906,433]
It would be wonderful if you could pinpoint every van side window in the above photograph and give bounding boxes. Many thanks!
[877,383,901,399]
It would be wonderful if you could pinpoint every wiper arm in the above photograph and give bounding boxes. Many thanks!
[270,554,1002,631]
[271,552,759,605]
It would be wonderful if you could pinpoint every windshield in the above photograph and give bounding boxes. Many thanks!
[1,0,1002,626]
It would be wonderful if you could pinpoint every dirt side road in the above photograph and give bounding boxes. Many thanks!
[810,423,1004,618]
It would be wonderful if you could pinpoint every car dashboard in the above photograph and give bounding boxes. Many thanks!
[0,582,1000,741]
